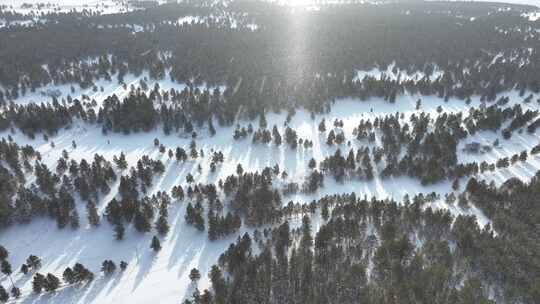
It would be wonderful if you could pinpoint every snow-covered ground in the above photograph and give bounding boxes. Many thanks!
[0,207,246,303]
[0,1,127,15]
[430,0,539,8]
[2,72,224,109]
[0,66,539,303]
[354,63,445,82]
[523,10,540,20]
[0,0,173,16]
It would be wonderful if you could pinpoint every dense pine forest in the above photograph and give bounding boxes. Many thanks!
[0,0,539,303]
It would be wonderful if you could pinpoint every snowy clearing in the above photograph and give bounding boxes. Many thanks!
[1,67,539,302]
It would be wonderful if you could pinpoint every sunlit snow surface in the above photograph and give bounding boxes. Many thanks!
[523,10,540,20]
[0,0,132,15]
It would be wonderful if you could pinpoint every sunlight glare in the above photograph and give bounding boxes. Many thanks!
[279,0,315,7]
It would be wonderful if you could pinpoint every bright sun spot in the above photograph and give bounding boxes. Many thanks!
[279,0,314,7]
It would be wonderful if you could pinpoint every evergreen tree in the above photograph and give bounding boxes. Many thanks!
[176,147,188,162]
[236,164,244,176]
[0,261,13,289]
[189,268,201,284]
[259,112,268,129]
[272,125,282,146]
[87,200,100,227]
[318,119,326,132]
[62,267,74,284]
[114,152,128,170]
[72,263,94,283]
[151,236,161,252]
[308,158,316,169]
[0,285,7,303]
[190,140,198,159]
[326,130,335,145]
[32,273,45,294]
[208,118,216,136]
[0,247,7,261]
[10,286,20,299]
[172,185,185,201]
[114,223,125,240]
[0,261,10,277]
[20,264,28,275]
[186,173,194,184]
[26,255,41,270]
[101,260,116,275]
[44,273,60,292]
[70,210,80,229]
[155,215,170,235]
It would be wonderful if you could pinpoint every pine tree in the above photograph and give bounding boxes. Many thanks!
[155,215,170,235]
[259,112,268,129]
[321,203,329,221]
[326,130,335,145]
[62,267,75,284]
[176,147,187,162]
[186,173,194,184]
[308,158,316,169]
[114,222,125,241]
[236,164,244,176]
[44,273,60,292]
[209,265,226,302]
[20,264,29,275]
[190,140,198,159]
[452,179,460,191]
[189,268,201,284]
[346,149,356,170]
[0,261,9,277]
[172,185,184,201]
[101,260,116,275]
[151,236,161,252]
[70,210,80,229]
[195,215,205,232]
[134,207,152,233]
[185,120,194,133]
[120,261,128,271]
[0,246,7,261]
[32,273,45,293]
[0,261,13,289]
[114,152,128,170]
[10,286,20,299]
[87,200,100,227]
[272,125,282,146]
[26,255,41,270]
[318,119,326,132]
[0,285,8,302]
[208,118,216,136]
[72,263,94,283]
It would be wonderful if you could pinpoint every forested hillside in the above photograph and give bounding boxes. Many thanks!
[0,0,539,303]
